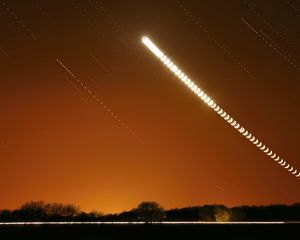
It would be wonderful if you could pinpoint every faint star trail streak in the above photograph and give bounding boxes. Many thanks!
[176,0,250,75]
[1,2,38,40]
[244,0,299,52]
[56,58,135,136]
[241,18,300,71]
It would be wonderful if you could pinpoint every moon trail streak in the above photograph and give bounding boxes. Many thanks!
[142,36,299,180]
[56,58,135,135]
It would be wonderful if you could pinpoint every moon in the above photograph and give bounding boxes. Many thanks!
[263,148,269,153]
[217,109,223,114]
[278,159,284,164]
[284,164,290,169]
[280,161,286,166]
[249,136,255,142]
[288,167,294,172]
[208,100,214,106]
[267,151,273,156]
[167,61,173,68]
[189,82,195,89]
[175,69,182,76]
[201,93,207,100]
[260,145,266,150]
[197,91,204,97]
[204,97,211,103]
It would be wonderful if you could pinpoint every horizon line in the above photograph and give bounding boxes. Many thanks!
[0,221,294,225]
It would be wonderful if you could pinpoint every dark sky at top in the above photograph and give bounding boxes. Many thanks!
[0,0,299,213]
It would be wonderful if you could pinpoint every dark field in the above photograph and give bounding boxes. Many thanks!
[0,223,299,240]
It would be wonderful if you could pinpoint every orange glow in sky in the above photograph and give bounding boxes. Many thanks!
[0,0,300,213]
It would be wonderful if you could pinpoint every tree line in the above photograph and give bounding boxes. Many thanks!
[1,201,300,222]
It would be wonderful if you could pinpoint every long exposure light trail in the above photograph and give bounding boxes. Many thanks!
[0,221,287,225]
[141,36,299,180]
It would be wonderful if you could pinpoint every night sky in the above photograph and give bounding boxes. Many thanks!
[0,0,299,213]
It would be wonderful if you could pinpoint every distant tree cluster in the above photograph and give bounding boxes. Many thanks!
[1,201,300,222]
[166,205,244,222]
[0,201,102,222]
[165,203,300,222]
[99,202,165,223]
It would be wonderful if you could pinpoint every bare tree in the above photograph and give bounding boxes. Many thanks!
[135,201,165,223]
[19,201,80,220]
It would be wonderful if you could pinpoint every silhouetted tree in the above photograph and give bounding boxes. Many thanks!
[45,203,80,218]
[19,201,48,220]
[0,210,12,222]
[166,207,202,221]
[199,205,215,221]
[214,205,230,222]
[76,210,103,221]
[135,201,165,223]
[229,207,246,221]
[16,201,80,221]
[118,210,138,221]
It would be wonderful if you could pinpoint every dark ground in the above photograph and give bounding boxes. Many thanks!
[0,223,299,240]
